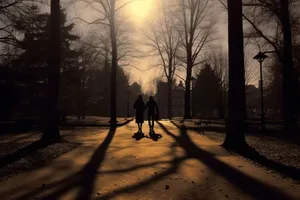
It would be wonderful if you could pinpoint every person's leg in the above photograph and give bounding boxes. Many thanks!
[148,114,151,132]
[149,115,153,133]
[151,115,155,132]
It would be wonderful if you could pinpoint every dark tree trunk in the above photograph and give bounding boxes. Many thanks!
[77,78,81,120]
[280,0,298,134]
[184,57,192,119]
[41,0,61,142]
[167,77,172,119]
[218,106,225,119]
[109,1,117,127]
[223,0,247,150]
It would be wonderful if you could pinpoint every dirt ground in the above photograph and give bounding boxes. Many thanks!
[0,121,299,200]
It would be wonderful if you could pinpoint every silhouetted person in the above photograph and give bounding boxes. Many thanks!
[133,95,145,133]
[145,96,159,134]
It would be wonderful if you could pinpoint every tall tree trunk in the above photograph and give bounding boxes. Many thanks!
[184,57,192,119]
[167,77,172,119]
[109,0,117,126]
[280,0,298,134]
[41,0,61,142]
[77,78,81,119]
[223,0,247,150]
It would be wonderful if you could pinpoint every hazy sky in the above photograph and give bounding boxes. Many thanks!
[64,0,260,93]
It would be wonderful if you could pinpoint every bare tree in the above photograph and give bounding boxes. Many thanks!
[73,0,137,126]
[176,0,215,119]
[144,3,181,119]
[0,1,50,64]
[0,0,22,10]
[0,1,48,45]
[72,40,100,120]
[0,0,23,45]
[209,50,228,119]
[83,15,138,65]
[207,47,257,120]
[242,0,299,133]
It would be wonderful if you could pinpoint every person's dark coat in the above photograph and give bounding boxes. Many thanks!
[134,99,145,123]
[146,99,158,116]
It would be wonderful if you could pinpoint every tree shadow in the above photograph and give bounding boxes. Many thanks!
[233,144,300,180]
[158,121,295,200]
[75,127,116,200]
[1,123,296,200]
[65,122,298,199]
[3,127,116,200]
[72,121,296,200]
[46,127,116,200]
[171,121,300,180]
[96,159,183,199]
[0,133,37,146]
[0,140,54,169]
[2,127,181,200]
[173,120,300,146]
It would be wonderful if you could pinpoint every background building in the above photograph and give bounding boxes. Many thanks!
[155,80,186,119]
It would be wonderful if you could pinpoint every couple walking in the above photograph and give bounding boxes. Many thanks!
[133,95,159,135]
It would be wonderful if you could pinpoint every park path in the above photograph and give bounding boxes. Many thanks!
[0,121,299,200]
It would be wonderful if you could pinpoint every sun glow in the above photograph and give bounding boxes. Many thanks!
[129,0,152,19]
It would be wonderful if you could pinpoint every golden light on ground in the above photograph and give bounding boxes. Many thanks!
[129,0,152,19]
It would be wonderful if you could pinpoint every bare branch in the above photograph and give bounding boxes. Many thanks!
[174,73,186,82]
[71,17,110,26]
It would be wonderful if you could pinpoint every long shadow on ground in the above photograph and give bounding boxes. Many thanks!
[2,122,296,200]
[172,121,300,181]
[157,121,295,200]
[0,127,117,200]
[0,140,53,169]
[0,119,133,170]
[45,127,116,200]
[182,120,300,146]
[90,122,297,199]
